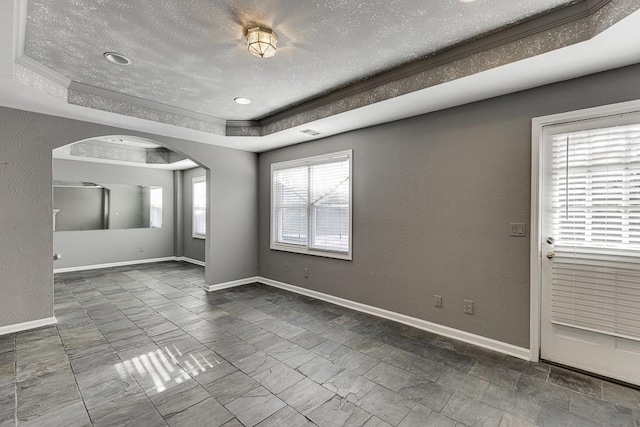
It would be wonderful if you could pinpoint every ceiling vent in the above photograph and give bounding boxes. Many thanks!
[300,129,321,136]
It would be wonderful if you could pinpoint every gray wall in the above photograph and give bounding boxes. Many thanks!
[53,159,174,269]
[181,167,207,262]
[0,108,257,328]
[258,64,640,348]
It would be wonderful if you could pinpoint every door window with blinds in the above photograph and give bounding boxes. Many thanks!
[550,122,640,341]
[271,150,352,259]
[192,176,206,238]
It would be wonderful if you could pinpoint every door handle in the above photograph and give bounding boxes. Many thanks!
[546,252,555,259]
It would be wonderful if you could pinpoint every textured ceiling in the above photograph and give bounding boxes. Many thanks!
[24,0,575,121]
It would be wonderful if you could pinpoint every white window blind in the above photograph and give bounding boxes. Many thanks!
[550,123,640,341]
[192,176,206,238]
[272,150,351,259]
[149,187,162,228]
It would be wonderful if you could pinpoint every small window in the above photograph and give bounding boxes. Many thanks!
[149,186,163,228]
[271,150,352,259]
[192,176,206,238]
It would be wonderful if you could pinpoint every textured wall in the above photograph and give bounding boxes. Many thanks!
[53,159,175,268]
[258,64,640,348]
[0,108,258,328]
[181,167,207,262]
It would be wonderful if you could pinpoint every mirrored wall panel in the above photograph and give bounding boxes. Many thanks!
[53,180,162,231]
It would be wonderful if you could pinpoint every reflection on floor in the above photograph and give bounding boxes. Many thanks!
[0,262,639,426]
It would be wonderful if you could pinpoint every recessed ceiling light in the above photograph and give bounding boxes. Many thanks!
[234,97,252,105]
[103,52,131,65]
[300,129,321,136]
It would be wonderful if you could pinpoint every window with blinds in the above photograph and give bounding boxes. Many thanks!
[271,150,352,259]
[192,176,206,238]
[550,123,640,341]
[149,186,163,228]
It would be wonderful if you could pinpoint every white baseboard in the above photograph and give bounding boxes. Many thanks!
[0,317,57,336]
[206,276,530,361]
[206,276,260,292]
[175,256,205,267]
[54,256,177,273]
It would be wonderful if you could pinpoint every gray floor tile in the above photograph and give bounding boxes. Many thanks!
[363,416,393,426]
[165,397,233,427]
[224,386,286,427]
[87,394,165,427]
[363,362,412,392]
[17,370,82,422]
[233,351,280,376]
[75,364,142,410]
[252,361,305,394]
[255,405,316,427]
[397,375,454,412]
[149,378,210,419]
[323,370,377,403]
[357,385,415,425]
[205,371,261,405]
[5,263,638,427]
[515,374,572,410]
[290,331,328,349]
[480,383,541,424]
[441,391,504,427]
[570,391,635,427]
[278,377,335,415]
[536,401,602,427]
[334,349,379,375]
[470,360,521,390]
[398,403,435,427]
[499,413,537,427]
[436,367,490,399]
[19,401,91,427]
[308,395,372,427]
[602,381,640,411]
[548,366,602,399]
[68,348,121,375]
[503,357,550,381]
[297,356,345,384]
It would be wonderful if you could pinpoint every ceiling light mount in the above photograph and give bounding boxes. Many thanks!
[245,26,278,58]
[103,52,131,65]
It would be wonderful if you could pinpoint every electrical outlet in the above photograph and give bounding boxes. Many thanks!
[434,295,442,308]
[464,300,474,314]
[53,253,62,260]
[303,267,309,278]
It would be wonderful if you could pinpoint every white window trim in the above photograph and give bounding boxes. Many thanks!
[530,99,640,362]
[192,175,206,239]
[270,150,353,260]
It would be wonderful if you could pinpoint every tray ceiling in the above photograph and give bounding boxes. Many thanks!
[24,0,575,121]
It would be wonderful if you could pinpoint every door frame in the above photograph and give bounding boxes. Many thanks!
[529,99,640,362]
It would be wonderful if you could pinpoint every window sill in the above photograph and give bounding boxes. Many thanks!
[192,234,205,240]
[270,244,351,260]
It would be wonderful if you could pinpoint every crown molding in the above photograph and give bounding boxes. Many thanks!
[15,55,71,88]
[254,0,615,131]
[68,81,224,125]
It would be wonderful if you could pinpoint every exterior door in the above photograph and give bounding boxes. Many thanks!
[540,112,640,386]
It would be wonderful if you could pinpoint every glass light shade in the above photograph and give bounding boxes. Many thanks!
[246,27,278,58]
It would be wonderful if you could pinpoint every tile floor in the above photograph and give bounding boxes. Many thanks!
[0,261,639,426]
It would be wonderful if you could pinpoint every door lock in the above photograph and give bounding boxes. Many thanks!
[546,237,555,244]
[546,252,555,259]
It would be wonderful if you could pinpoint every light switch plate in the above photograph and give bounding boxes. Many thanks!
[510,223,526,237]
